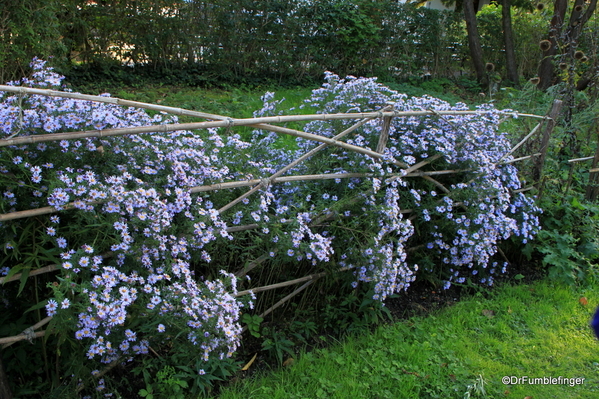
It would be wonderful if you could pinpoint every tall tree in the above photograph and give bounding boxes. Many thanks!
[501,0,519,85]
[463,0,486,83]
[538,0,598,90]
[0,1,66,82]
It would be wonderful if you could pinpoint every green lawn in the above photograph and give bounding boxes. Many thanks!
[215,279,599,399]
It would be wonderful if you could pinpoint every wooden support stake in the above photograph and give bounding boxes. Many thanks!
[241,280,317,334]
[0,265,58,284]
[376,103,394,153]
[235,267,350,297]
[498,121,543,163]
[533,99,563,185]
[0,316,52,348]
[585,136,599,201]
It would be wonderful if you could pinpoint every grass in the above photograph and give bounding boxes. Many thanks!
[215,279,599,399]
[69,83,316,120]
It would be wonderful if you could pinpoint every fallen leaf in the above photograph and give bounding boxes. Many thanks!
[283,357,295,367]
[580,297,588,306]
[482,309,495,318]
[524,396,533,399]
[241,353,257,371]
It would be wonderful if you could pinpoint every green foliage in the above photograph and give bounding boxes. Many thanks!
[536,195,599,286]
[242,314,264,338]
[261,329,296,365]
[139,365,188,399]
[476,4,552,81]
[1,1,474,87]
[0,1,67,82]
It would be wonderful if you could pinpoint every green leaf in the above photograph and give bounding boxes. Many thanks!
[17,266,30,296]
[23,300,48,315]
[513,274,524,280]
[570,196,585,210]
[1,262,24,285]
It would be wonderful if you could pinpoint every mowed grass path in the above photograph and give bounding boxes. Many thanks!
[216,280,599,399]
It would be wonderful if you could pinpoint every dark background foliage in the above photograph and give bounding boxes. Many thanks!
[3,0,583,88]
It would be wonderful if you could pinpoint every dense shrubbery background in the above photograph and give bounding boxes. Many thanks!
[4,0,593,87]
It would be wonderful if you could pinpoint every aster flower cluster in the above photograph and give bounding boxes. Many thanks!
[1,62,540,393]
[251,72,540,293]
[1,60,243,376]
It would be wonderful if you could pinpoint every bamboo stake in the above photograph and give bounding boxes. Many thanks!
[569,156,595,163]
[191,173,374,193]
[497,121,543,163]
[388,154,444,185]
[503,153,541,164]
[512,186,535,193]
[193,169,473,194]
[235,267,350,297]
[0,331,46,347]
[1,253,113,284]
[0,152,539,224]
[235,253,273,278]
[0,200,101,222]
[225,224,259,233]
[241,280,317,334]
[0,316,52,347]
[0,205,65,222]
[0,264,58,284]
[0,85,544,124]
[0,110,537,148]
[218,106,399,214]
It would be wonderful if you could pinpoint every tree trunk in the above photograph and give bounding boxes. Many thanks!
[537,0,598,91]
[501,0,519,85]
[538,0,567,90]
[463,0,485,83]
[565,0,598,49]
[0,353,12,399]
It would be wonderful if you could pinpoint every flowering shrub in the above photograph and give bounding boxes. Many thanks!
[251,72,540,292]
[0,61,540,396]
